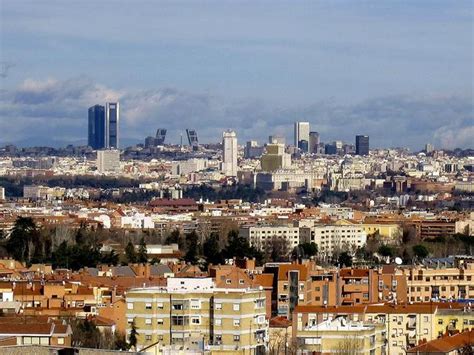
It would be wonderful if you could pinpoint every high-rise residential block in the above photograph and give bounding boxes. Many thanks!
[88,105,106,149]
[355,135,369,156]
[222,130,238,177]
[96,149,120,174]
[294,121,310,152]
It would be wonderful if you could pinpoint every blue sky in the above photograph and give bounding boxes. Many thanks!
[0,1,473,149]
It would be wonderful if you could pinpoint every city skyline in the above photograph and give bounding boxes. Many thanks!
[0,1,472,150]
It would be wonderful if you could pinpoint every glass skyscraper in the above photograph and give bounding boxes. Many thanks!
[106,102,120,149]
[88,105,106,149]
[356,135,370,155]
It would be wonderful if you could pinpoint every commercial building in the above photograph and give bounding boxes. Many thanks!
[88,102,120,149]
[105,102,120,149]
[294,122,310,152]
[355,135,369,156]
[125,278,268,353]
[0,187,4,200]
[308,131,320,154]
[222,130,238,177]
[87,104,106,149]
[260,144,291,172]
[96,149,120,174]
[186,129,199,149]
[244,141,265,159]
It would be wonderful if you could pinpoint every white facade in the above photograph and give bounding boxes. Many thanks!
[294,121,310,147]
[0,187,4,200]
[240,225,300,250]
[97,149,120,174]
[171,158,208,176]
[300,225,367,257]
[222,130,238,177]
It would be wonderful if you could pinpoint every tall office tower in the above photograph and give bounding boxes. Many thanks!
[105,102,120,149]
[155,129,167,145]
[144,136,156,148]
[294,121,310,152]
[222,130,238,177]
[425,143,434,154]
[309,131,320,154]
[269,135,286,145]
[97,149,120,174]
[186,129,199,149]
[355,135,370,156]
[245,141,264,159]
[88,105,106,149]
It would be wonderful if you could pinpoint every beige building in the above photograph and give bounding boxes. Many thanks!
[260,144,291,172]
[240,225,300,252]
[294,317,386,354]
[125,277,268,354]
[404,257,474,302]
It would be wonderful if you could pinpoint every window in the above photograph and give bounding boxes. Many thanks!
[226,279,232,284]
[127,318,133,324]
[157,302,164,309]
[215,319,222,326]
[57,337,64,345]
[215,335,222,343]
[157,319,164,325]
[233,335,240,342]
[192,317,201,325]
[215,303,222,310]
[233,303,240,311]
[145,303,152,310]
[233,319,240,326]
[438,319,443,325]
[145,318,152,325]
[127,303,133,310]
[424,316,429,323]
[145,335,152,341]
[239,279,245,284]
[190,299,201,309]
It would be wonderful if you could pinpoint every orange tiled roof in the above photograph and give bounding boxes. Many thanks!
[407,329,474,353]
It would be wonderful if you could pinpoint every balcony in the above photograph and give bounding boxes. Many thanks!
[343,284,368,293]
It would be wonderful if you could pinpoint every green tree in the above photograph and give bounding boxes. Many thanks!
[203,234,223,265]
[338,252,353,267]
[137,237,148,263]
[378,245,395,257]
[6,217,39,262]
[184,231,199,264]
[128,319,138,350]
[412,244,429,260]
[301,242,318,258]
[125,241,137,263]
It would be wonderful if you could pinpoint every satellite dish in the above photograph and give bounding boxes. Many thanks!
[395,257,403,265]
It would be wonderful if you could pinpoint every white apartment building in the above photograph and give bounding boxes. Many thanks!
[240,225,300,251]
[96,149,120,174]
[300,225,367,257]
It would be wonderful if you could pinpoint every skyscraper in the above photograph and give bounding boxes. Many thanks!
[186,129,199,149]
[309,131,320,154]
[294,121,310,152]
[222,130,238,177]
[355,135,369,155]
[88,105,106,149]
[155,129,167,145]
[105,102,120,149]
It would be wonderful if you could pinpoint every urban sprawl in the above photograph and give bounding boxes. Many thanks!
[0,102,473,355]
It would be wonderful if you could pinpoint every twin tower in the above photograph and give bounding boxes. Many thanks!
[88,102,120,150]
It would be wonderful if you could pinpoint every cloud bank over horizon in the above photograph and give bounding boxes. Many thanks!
[0,76,472,150]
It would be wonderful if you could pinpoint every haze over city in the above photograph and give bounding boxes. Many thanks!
[1,1,472,149]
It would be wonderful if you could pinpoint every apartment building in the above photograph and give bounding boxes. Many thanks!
[240,225,300,251]
[404,257,474,302]
[125,277,268,354]
[293,303,472,355]
[294,317,386,354]
[300,224,367,258]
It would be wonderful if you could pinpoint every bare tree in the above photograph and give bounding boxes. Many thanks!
[334,336,364,355]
